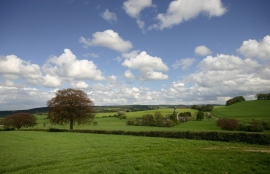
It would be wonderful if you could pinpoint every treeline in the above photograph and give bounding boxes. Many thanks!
[226,96,245,106]
[191,104,213,112]
[256,93,270,100]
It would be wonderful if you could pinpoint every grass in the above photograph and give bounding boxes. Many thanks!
[211,100,270,122]
[1,131,270,174]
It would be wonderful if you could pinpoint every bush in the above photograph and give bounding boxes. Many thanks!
[117,111,127,119]
[154,112,165,127]
[196,111,204,121]
[246,120,264,132]
[165,120,176,127]
[142,114,154,126]
[126,119,135,125]
[216,118,241,131]
[262,121,270,130]
[1,113,37,129]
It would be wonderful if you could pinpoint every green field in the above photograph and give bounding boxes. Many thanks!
[26,102,270,133]
[211,100,270,122]
[31,108,222,132]
[1,131,270,174]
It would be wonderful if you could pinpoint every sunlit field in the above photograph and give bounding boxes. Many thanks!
[1,131,270,174]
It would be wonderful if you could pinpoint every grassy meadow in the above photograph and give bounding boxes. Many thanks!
[211,100,270,122]
[1,131,270,174]
[32,108,221,132]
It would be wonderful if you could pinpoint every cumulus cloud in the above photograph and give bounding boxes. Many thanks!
[172,58,196,70]
[79,30,132,53]
[71,81,89,89]
[149,0,226,30]
[182,54,269,100]
[238,35,270,60]
[122,51,169,80]
[123,0,153,30]
[43,49,105,83]
[0,55,42,81]
[101,9,117,22]
[124,69,136,79]
[123,0,152,18]
[195,45,212,56]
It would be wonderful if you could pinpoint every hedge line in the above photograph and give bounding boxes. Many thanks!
[15,128,270,145]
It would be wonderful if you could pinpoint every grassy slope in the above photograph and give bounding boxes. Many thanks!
[32,108,221,132]
[211,100,270,122]
[1,131,270,174]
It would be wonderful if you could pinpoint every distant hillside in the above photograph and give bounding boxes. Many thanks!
[0,105,182,117]
[0,107,48,117]
[211,100,270,122]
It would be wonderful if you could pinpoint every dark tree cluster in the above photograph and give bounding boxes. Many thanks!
[226,96,245,106]
[256,93,270,100]
[179,112,191,117]
[191,104,213,112]
[127,112,177,127]
[0,112,37,130]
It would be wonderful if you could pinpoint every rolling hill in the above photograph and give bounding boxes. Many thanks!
[211,100,270,122]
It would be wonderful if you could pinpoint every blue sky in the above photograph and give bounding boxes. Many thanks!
[0,0,270,110]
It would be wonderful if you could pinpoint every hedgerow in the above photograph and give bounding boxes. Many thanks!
[17,128,270,145]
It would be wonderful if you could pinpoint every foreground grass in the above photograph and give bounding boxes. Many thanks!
[1,131,270,174]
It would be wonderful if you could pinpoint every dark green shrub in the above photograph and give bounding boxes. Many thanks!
[142,114,154,126]
[126,119,135,125]
[216,118,241,131]
[170,114,178,123]
[154,112,165,127]
[262,121,270,130]
[196,111,204,121]
[165,120,176,127]
[246,120,264,132]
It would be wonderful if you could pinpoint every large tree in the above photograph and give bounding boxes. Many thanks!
[47,88,95,129]
[1,112,37,129]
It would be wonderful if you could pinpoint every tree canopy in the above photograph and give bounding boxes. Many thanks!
[0,112,37,129]
[47,88,95,129]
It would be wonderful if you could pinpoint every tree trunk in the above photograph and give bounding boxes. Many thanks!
[70,118,74,130]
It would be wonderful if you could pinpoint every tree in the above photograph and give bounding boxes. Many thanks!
[154,111,165,127]
[47,88,95,130]
[1,112,37,129]
[191,105,199,110]
[142,114,154,126]
[196,111,204,121]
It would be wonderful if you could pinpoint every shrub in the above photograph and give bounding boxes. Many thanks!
[1,112,37,129]
[165,120,176,127]
[126,119,135,125]
[246,120,264,132]
[196,111,204,121]
[117,111,127,119]
[262,121,270,130]
[216,118,241,131]
[142,114,154,126]
[154,112,165,127]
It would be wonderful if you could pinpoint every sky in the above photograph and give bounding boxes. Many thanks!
[0,0,270,110]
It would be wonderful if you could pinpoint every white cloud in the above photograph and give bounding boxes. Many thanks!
[43,74,62,88]
[79,30,133,52]
[122,51,169,80]
[194,45,212,56]
[71,81,89,89]
[0,55,43,81]
[123,0,153,30]
[238,35,270,60]
[123,0,152,18]
[102,9,117,22]
[124,69,136,79]
[150,0,226,30]
[172,58,196,70]
[43,49,105,81]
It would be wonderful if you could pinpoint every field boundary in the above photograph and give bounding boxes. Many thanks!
[11,128,270,145]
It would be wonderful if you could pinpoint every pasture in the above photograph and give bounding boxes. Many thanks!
[1,131,270,174]
[211,100,270,122]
